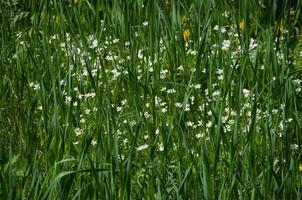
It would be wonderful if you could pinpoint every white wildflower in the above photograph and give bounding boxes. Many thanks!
[142,21,149,26]
[167,89,176,94]
[75,128,83,136]
[175,102,182,108]
[91,140,97,146]
[158,143,164,152]
[222,40,231,51]
[186,121,194,127]
[137,144,148,151]
[242,89,250,98]
[206,121,212,128]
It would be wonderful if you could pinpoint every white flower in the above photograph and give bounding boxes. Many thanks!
[290,144,298,150]
[144,112,151,119]
[220,27,226,33]
[91,69,97,77]
[161,107,168,113]
[91,140,97,146]
[105,54,114,61]
[138,49,144,59]
[111,69,121,79]
[130,120,137,126]
[222,116,227,123]
[65,96,72,104]
[160,69,169,79]
[84,92,96,98]
[75,128,83,136]
[160,87,167,92]
[142,21,149,26]
[175,102,182,108]
[242,89,250,98]
[218,74,223,80]
[216,69,223,75]
[293,79,302,84]
[190,96,195,102]
[249,38,257,50]
[112,38,119,44]
[222,40,231,51]
[196,133,203,139]
[187,49,198,55]
[212,90,220,97]
[121,99,127,105]
[184,104,190,112]
[278,122,284,130]
[177,65,184,71]
[91,39,98,48]
[206,121,212,128]
[59,79,65,86]
[186,121,194,127]
[160,102,167,107]
[194,84,201,89]
[123,138,128,145]
[137,144,148,151]
[222,11,229,17]
[167,89,176,94]
[158,143,164,152]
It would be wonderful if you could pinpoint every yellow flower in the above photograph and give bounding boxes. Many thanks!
[299,164,302,172]
[239,19,245,30]
[183,29,190,42]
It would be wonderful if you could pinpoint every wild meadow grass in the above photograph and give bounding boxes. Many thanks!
[1,0,302,199]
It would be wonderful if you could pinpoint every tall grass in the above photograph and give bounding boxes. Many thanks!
[1,0,302,199]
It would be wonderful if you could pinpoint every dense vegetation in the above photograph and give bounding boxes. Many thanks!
[1,0,302,199]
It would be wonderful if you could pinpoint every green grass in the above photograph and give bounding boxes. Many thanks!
[1,0,302,199]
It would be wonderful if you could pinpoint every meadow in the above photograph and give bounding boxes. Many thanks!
[1,0,302,199]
